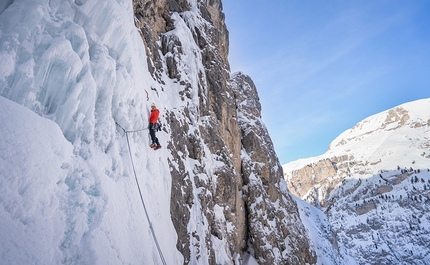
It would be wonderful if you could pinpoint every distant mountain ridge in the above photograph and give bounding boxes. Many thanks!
[283,98,430,264]
[284,98,430,205]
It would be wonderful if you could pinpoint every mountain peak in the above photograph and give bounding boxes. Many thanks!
[283,97,430,264]
[330,98,430,151]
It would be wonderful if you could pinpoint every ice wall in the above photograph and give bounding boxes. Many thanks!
[0,0,183,264]
[0,0,154,147]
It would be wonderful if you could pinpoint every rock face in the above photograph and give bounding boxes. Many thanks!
[133,1,316,264]
[232,73,316,264]
[288,159,339,207]
[284,98,430,265]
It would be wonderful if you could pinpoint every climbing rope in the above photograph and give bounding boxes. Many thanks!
[115,122,148,133]
[116,122,167,265]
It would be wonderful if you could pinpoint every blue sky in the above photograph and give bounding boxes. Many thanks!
[222,0,430,164]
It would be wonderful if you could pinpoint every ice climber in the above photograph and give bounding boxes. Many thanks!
[149,103,161,150]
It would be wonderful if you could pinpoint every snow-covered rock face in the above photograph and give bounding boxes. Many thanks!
[1,0,317,264]
[134,1,316,264]
[232,73,316,264]
[284,98,430,264]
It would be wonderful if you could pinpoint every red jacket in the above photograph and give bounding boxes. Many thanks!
[149,109,159,124]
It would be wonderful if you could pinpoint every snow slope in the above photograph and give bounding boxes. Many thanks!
[0,96,73,264]
[0,95,181,264]
[0,0,183,264]
[293,196,357,265]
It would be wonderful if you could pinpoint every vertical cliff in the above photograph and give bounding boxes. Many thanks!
[232,73,316,264]
[133,0,316,264]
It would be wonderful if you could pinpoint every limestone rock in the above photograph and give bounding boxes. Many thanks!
[132,1,316,264]
[232,72,316,265]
